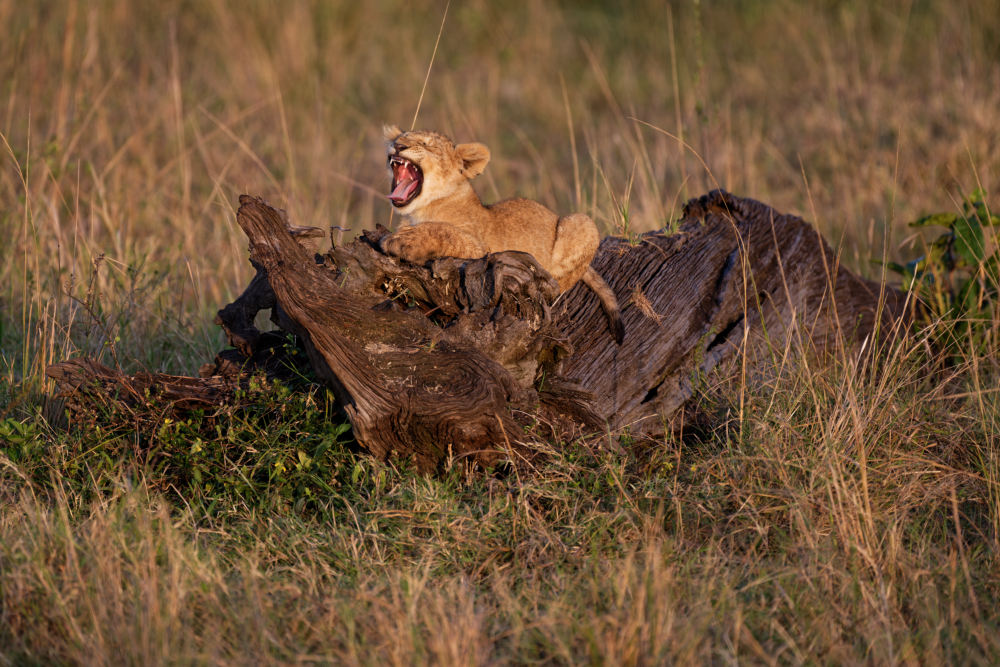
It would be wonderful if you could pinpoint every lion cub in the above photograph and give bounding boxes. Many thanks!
[380,124,624,343]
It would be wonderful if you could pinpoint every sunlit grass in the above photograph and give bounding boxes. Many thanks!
[2,330,998,661]
[1,0,999,662]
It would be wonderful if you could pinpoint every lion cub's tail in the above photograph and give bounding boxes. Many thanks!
[581,266,625,345]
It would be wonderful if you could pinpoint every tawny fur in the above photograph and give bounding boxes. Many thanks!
[380,124,624,343]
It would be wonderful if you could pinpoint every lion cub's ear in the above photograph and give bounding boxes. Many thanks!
[456,142,490,179]
[383,124,403,141]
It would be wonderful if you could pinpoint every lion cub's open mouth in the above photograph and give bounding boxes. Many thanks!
[388,155,422,207]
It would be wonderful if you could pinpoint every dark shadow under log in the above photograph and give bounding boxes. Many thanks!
[47,190,908,472]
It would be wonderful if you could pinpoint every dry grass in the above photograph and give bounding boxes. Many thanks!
[2,0,999,663]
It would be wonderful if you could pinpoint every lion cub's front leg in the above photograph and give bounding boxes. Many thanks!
[380,222,488,264]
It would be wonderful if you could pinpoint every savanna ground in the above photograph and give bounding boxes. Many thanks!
[2,0,999,663]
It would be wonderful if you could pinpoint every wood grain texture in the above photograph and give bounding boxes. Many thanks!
[554,190,907,433]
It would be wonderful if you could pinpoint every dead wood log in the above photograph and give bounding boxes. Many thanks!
[47,190,908,472]
[44,357,243,428]
[553,190,908,432]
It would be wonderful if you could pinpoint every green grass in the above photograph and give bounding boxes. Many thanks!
[2,0,999,662]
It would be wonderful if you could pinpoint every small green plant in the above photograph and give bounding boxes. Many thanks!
[0,417,46,463]
[887,188,1000,356]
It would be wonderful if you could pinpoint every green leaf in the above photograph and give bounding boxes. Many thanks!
[957,277,983,315]
[910,212,958,228]
[882,261,910,276]
[927,236,951,266]
[967,186,987,205]
[953,213,986,266]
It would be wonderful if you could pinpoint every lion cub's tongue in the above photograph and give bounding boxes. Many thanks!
[389,163,419,204]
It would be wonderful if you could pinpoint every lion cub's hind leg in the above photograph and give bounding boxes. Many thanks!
[381,222,488,264]
[549,213,601,292]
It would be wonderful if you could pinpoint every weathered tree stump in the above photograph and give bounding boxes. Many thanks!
[47,190,908,472]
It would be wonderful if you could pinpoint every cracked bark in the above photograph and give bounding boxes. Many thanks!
[554,191,908,432]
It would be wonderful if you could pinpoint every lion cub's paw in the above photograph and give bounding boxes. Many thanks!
[380,231,432,265]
